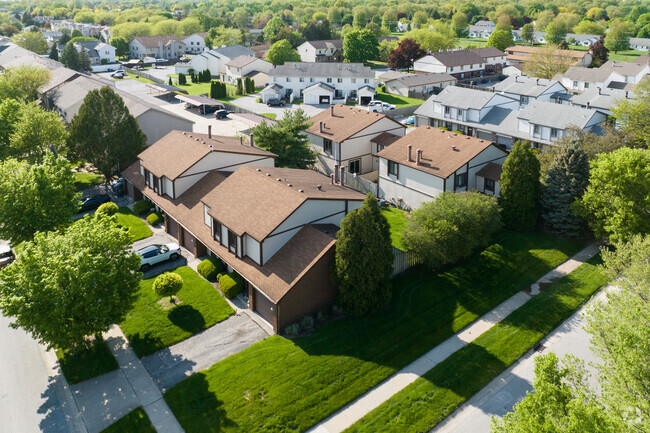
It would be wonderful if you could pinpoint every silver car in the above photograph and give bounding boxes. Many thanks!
[0,242,14,268]
[136,243,181,271]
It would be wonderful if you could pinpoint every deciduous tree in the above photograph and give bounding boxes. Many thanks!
[0,213,141,350]
[612,80,650,147]
[523,44,574,79]
[487,29,514,51]
[266,39,300,65]
[110,36,129,57]
[332,193,393,316]
[387,38,424,70]
[520,23,534,43]
[9,102,69,161]
[498,142,541,230]
[605,19,633,53]
[252,109,316,168]
[67,86,146,180]
[263,16,285,41]
[590,36,609,67]
[343,29,379,63]
[0,65,51,102]
[12,29,48,54]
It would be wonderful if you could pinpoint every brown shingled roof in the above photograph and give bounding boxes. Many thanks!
[137,131,276,181]
[306,104,403,143]
[132,35,182,48]
[370,131,402,147]
[203,166,364,241]
[225,55,258,68]
[505,45,588,60]
[377,126,502,179]
[476,162,503,180]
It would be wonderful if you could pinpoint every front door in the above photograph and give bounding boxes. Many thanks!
[467,127,473,137]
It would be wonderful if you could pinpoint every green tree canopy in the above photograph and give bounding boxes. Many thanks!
[266,39,301,65]
[110,36,129,57]
[263,16,285,41]
[0,65,51,102]
[343,29,379,63]
[67,86,147,180]
[579,147,650,244]
[486,29,514,51]
[498,142,541,230]
[403,27,457,52]
[252,109,316,168]
[0,154,78,244]
[8,102,69,162]
[612,80,650,147]
[605,19,633,53]
[12,29,48,54]
[332,193,393,316]
[0,213,141,350]
[520,23,534,42]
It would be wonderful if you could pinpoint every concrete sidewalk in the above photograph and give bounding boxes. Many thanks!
[308,242,601,433]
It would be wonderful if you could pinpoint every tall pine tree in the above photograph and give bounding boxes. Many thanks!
[498,141,541,230]
[540,141,590,237]
[49,43,59,61]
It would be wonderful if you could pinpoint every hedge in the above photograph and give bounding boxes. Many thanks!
[133,200,153,216]
[96,202,119,216]
[219,272,244,299]
[146,211,163,226]
[197,257,225,281]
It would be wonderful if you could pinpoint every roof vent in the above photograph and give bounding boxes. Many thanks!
[266,173,271,176]
[466,136,470,139]
[317,185,322,190]
[451,145,456,150]
[276,178,282,181]
[479,139,484,142]
[256,168,261,171]
[195,138,199,141]
[298,189,304,193]
[188,135,192,138]
[287,183,292,187]
[183,132,187,135]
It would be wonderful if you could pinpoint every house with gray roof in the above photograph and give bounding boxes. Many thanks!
[491,76,567,106]
[175,44,255,80]
[629,37,650,51]
[384,72,456,97]
[128,35,186,60]
[263,62,375,105]
[224,55,272,87]
[414,86,607,149]
[557,59,649,93]
[413,48,505,78]
[72,40,116,65]
[297,39,344,62]
[569,87,636,116]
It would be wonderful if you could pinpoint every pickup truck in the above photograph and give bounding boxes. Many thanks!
[367,101,396,112]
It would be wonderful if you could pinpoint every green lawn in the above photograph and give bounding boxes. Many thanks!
[347,256,608,433]
[261,113,277,120]
[458,38,488,48]
[376,88,424,107]
[120,266,235,357]
[381,207,409,250]
[73,172,104,191]
[125,72,157,85]
[608,50,644,62]
[115,207,152,242]
[165,231,582,433]
[56,337,118,385]
[101,407,156,433]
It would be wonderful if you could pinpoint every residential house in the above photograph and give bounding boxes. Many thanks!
[224,55,272,88]
[377,70,411,85]
[557,60,649,93]
[566,33,601,47]
[502,64,525,77]
[384,72,456,97]
[569,87,636,116]
[414,86,607,149]
[50,20,103,38]
[505,45,593,68]
[511,31,547,44]
[175,45,255,80]
[491,76,567,106]
[262,62,376,104]
[468,21,495,38]
[122,132,365,332]
[182,32,209,54]
[297,39,344,63]
[129,35,186,60]
[42,30,62,43]
[250,43,271,59]
[377,125,508,209]
[413,48,505,79]
[306,104,406,175]
[629,37,650,51]
[470,47,508,74]
[73,40,116,64]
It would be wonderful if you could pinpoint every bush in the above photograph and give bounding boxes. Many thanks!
[317,309,328,321]
[451,130,464,134]
[300,315,314,329]
[219,272,244,299]
[437,127,449,131]
[152,272,183,301]
[146,211,163,226]
[133,200,153,216]
[216,272,224,281]
[96,202,118,216]
[197,257,225,281]
[285,323,301,336]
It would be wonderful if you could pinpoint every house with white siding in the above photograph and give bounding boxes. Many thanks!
[306,104,406,175]
[491,76,567,106]
[129,35,186,60]
[414,48,506,78]
[384,72,456,97]
[224,55,272,87]
[297,39,343,63]
[629,38,650,51]
[182,32,209,54]
[174,45,255,80]
[377,125,508,210]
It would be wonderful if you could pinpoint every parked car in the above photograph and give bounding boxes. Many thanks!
[368,101,396,112]
[267,98,285,107]
[111,177,125,196]
[214,109,230,119]
[403,115,415,126]
[203,105,225,114]
[136,243,181,271]
[78,194,111,213]
[0,242,14,269]
[110,70,125,78]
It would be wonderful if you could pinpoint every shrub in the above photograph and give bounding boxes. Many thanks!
[216,272,224,281]
[285,323,301,336]
[152,272,183,302]
[219,272,244,299]
[451,130,464,134]
[133,200,153,216]
[146,211,163,226]
[300,315,314,329]
[96,202,118,216]
[197,257,225,281]
[317,309,328,321]
[438,126,449,131]
[332,304,344,316]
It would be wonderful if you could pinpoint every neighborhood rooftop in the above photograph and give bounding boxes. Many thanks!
[268,62,373,77]
[517,100,600,129]
[420,50,484,67]
[131,35,182,47]
[306,104,401,143]
[492,76,561,97]
[431,85,516,110]
[225,55,258,68]
[385,72,456,87]
[303,39,343,49]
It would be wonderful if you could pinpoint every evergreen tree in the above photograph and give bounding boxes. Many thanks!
[178,73,186,85]
[540,141,590,237]
[79,47,92,72]
[498,141,541,231]
[332,193,394,316]
[210,81,216,99]
[60,43,81,71]
[168,77,173,86]
[49,43,59,61]
[252,108,316,168]
[236,77,243,95]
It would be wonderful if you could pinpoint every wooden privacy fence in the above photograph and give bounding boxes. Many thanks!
[341,171,378,196]
[392,246,421,276]
[123,68,166,84]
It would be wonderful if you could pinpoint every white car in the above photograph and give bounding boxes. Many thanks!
[110,70,125,78]
[0,242,14,269]
[367,101,396,112]
[136,243,181,271]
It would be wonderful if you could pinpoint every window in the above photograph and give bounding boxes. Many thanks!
[573,80,578,88]
[349,159,360,174]
[203,204,211,226]
[299,77,304,82]
[337,78,343,83]
[551,128,558,138]
[364,78,369,83]
[521,96,529,105]
[533,124,541,137]
[455,173,467,188]
[213,220,222,242]
[444,106,451,117]
[584,82,590,89]
[457,108,463,120]
[388,161,398,176]
[327,78,332,83]
[484,178,495,192]
[324,139,332,154]
[310,77,314,82]
[450,66,454,71]
[228,230,237,253]
[286,77,291,82]
[351,78,356,83]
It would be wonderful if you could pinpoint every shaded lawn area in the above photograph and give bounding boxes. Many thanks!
[115,207,152,242]
[57,337,118,385]
[73,172,104,191]
[120,266,234,357]
[458,38,488,48]
[376,89,424,107]
[347,256,608,433]
[100,407,156,433]
[165,231,582,433]
[609,50,643,62]
[260,113,277,120]
[381,207,409,250]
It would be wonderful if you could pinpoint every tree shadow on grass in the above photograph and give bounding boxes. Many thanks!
[127,333,165,358]
[168,305,206,334]
[165,372,238,432]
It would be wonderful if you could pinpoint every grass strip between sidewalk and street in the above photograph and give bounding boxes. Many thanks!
[346,255,607,433]
[164,231,582,433]
[100,406,156,433]
[120,266,234,358]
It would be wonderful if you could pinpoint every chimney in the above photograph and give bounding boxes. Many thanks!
[625,90,629,99]
[331,174,335,184]
[208,125,212,139]
[319,121,323,133]
[340,165,345,182]
[536,78,539,85]
[240,136,243,145]
[451,145,456,151]
[587,101,590,108]
[416,149,422,165]
[407,145,412,162]
[330,105,334,116]
[598,88,601,95]
[334,163,339,183]
[249,133,254,147]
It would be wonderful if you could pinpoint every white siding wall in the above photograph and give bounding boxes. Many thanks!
[465,145,507,190]
[163,177,174,198]
[378,158,445,210]
[136,110,194,146]
[245,235,260,264]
